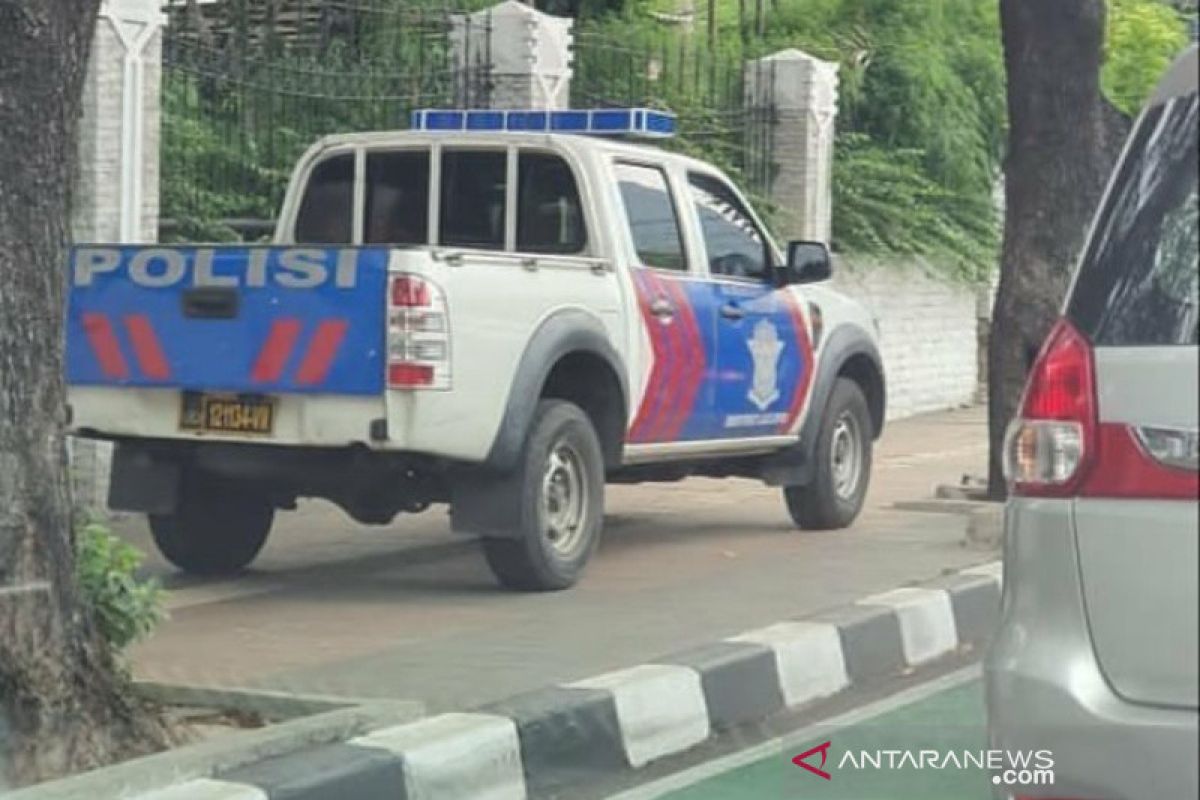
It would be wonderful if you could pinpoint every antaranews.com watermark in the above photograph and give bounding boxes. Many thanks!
[794,741,1055,788]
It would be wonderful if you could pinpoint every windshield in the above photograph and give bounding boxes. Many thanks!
[1068,92,1200,346]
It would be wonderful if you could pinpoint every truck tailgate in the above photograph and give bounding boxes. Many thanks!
[66,246,389,396]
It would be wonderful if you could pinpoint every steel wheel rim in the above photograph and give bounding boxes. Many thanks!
[830,412,863,500]
[541,440,588,556]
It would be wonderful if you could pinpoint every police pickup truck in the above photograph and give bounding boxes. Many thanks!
[67,108,885,591]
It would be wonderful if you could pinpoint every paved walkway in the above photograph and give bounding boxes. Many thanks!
[120,405,991,711]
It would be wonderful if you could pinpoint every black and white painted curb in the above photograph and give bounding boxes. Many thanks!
[125,560,1003,800]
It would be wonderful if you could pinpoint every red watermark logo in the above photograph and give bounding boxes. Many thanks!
[791,741,832,780]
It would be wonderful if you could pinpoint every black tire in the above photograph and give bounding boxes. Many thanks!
[784,377,873,530]
[149,476,273,575]
[481,400,605,591]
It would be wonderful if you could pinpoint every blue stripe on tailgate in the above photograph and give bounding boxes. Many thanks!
[66,246,390,396]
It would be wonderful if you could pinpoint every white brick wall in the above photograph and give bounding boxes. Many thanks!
[832,256,983,421]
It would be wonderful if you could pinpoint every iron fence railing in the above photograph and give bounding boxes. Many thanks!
[571,27,777,208]
[161,0,491,241]
[160,1,776,241]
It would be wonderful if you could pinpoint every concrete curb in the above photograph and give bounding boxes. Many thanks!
[27,560,1002,800]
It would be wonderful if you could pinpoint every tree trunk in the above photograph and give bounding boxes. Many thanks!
[987,0,1132,498]
[0,0,169,786]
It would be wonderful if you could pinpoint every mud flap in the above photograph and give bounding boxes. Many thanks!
[108,443,182,515]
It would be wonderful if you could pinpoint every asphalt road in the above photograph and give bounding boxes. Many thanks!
[119,406,992,713]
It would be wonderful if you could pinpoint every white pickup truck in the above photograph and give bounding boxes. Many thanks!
[66,109,885,591]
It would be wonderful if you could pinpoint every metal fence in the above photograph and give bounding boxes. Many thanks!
[161,0,492,241]
[572,27,776,205]
[160,1,775,241]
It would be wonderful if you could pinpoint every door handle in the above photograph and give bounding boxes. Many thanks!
[650,297,675,318]
[720,303,745,320]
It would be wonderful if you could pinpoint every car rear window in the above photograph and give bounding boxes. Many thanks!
[1068,92,1199,347]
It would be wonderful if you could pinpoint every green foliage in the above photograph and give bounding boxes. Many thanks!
[76,522,165,651]
[832,133,997,281]
[1104,0,1190,116]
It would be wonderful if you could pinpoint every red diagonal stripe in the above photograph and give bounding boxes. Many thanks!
[81,313,129,379]
[779,293,816,434]
[251,318,302,383]
[123,314,171,380]
[646,276,686,442]
[629,270,672,443]
[295,319,349,385]
[660,279,706,442]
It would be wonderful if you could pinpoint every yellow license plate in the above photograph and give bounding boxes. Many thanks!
[180,392,275,435]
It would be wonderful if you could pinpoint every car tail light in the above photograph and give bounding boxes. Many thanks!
[387,273,450,390]
[1006,317,1199,500]
[1004,319,1096,497]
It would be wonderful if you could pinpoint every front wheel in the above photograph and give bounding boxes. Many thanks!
[481,400,605,591]
[149,476,274,575]
[784,378,873,530]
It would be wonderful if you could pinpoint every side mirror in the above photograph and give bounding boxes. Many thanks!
[783,241,832,284]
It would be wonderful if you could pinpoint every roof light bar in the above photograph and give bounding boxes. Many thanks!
[410,108,676,138]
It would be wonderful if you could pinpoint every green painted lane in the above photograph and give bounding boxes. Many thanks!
[664,678,992,800]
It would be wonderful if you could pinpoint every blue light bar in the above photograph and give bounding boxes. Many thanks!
[410,108,676,138]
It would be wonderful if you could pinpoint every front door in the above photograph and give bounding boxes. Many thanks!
[686,172,815,440]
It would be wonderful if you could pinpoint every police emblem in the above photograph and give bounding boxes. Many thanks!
[746,319,784,411]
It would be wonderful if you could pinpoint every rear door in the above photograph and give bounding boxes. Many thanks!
[1066,90,1199,709]
[614,161,723,443]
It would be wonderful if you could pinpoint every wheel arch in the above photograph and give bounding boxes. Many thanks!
[761,324,885,487]
[485,309,629,472]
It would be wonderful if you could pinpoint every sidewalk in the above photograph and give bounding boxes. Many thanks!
[126,404,994,710]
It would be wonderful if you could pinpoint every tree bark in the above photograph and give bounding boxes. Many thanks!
[0,0,169,786]
[987,0,1132,498]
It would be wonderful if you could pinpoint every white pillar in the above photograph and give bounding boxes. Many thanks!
[746,49,838,244]
[71,0,165,514]
[452,0,574,110]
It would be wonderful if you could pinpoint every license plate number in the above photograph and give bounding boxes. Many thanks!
[180,392,275,435]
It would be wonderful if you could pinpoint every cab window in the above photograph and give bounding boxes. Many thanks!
[517,153,586,254]
[689,172,770,281]
[614,162,686,271]
[365,150,430,245]
[294,154,354,244]
[439,150,506,249]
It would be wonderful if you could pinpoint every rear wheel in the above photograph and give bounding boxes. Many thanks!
[784,377,873,530]
[482,400,604,591]
[149,476,273,575]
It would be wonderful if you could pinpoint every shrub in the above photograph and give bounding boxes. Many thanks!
[76,522,166,652]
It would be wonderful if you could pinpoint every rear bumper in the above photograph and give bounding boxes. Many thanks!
[984,499,1198,800]
[69,385,386,448]
[107,438,451,519]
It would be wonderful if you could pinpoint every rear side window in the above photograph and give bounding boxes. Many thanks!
[440,150,506,249]
[614,163,686,271]
[517,153,586,254]
[1069,93,1199,346]
[365,151,429,245]
[295,154,353,244]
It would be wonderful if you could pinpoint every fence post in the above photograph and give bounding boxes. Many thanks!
[746,49,838,244]
[70,0,166,513]
[452,0,574,110]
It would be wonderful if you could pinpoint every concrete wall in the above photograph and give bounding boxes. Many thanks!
[70,0,165,513]
[831,257,983,421]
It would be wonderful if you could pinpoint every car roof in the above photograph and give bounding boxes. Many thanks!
[1150,45,1198,105]
[306,129,724,176]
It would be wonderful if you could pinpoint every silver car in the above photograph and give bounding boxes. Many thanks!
[986,47,1199,800]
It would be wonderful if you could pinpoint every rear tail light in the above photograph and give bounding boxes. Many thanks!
[387,273,450,390]
[1004,319,1096,497]
[1005,317,1199,500]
